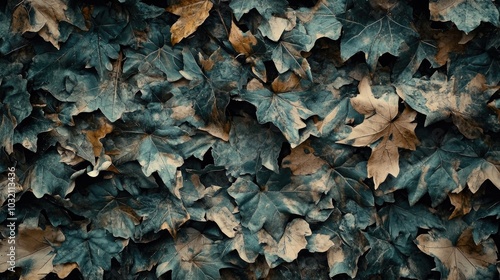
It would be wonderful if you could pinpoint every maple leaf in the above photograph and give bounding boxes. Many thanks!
[167,0,213,45]
[337,77,420,188]
[416,227,498,279]
[258,219,312,268]
[429,0,500,34]
[337,1,418,69]
[239,79,315,147]
[68,180,141,239]
[296,0,345,50]
[212,116,285,176]
[155,228,231,279]
[448,191,473,219]
[0,225,64,280]
[11,0,85,49]
[53,224,127,280]
[396,72,499,139]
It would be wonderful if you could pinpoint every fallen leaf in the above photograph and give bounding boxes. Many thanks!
[448,191,472,219]
[338,77,420,188]
[167,0,213,45]
[416,227,498,279]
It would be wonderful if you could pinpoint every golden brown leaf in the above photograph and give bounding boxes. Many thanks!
[229,21,258,57]
[416,228,497,280]
[338,77,419,188]
[448,191,472,219]
[0,225,65,279]
[84,118,113,157]
[282,141,328,175]
[166,0,213,45]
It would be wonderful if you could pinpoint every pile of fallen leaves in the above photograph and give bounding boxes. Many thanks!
[1,0,500,279]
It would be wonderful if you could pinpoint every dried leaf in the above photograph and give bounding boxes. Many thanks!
[167,0,213,45]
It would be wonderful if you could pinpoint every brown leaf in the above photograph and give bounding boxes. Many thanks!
[0,225,65,279]
[416,228,497,279]
[282,141,328,175]
[448,191,472,219]
[338,78,419,188]
[271,72,302,93]
[259,219,312,267]
[12,0,70,49]
[84,118,113,157]
[434,28,465,66]
[166,0,213,45]
[229,21,258,57]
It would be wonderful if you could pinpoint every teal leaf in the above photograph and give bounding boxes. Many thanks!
[155,228,231,279]
[68,181,141,239]
[240,80,315,146]
[338,1,418,69]
[53,225,127,280]
[271,25,313,80]
[429,0,500,34]
[134,190,190,238]
[212,116,285,176]
[230,0,287,20]
[22,151,77,199]
[297,0,345,50]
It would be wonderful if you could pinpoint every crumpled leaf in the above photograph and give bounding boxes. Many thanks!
[429,0,500,34]
[212,116,285,176]
[155,228,231,279]
[0,225,64,280]
[258,218,312,268]
[396,72,499,139]
[449,191,473,219]
[166,0,213,45]
[338,77,420,188]
[53,224,128,280]
[416,227,498,279]
[338,1,418,69]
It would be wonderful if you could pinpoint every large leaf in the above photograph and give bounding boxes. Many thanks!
[338,77,420,188]
[22,151,77,198]
[416,227,498,279]
[53,225,127,280]
[0,225,64,280]
[155,228,231,279]
[338,1,418,69]
[68,181,140,239]
[11,0,86,48]
[396,72,499,139]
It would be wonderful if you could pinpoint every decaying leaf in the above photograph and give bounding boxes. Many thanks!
[259,218,312,268]
[416,227,498,279]
[448,191,472,219]
[0,225,64,280]
[429,0,500,34]
[338,77,420,188]
[167,0,213,45]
